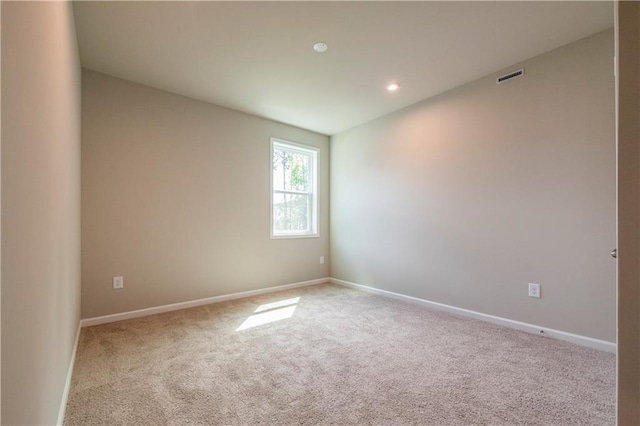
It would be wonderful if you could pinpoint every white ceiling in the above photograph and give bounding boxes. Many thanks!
[73,1,613,136]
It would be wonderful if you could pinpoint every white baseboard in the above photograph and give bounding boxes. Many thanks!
[57,322,82,425]
[330,278,616,354]
[80,277,330,328]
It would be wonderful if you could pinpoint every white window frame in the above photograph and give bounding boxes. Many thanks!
[270,137,319,239]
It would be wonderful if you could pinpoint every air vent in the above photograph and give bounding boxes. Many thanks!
[497,68,525,84]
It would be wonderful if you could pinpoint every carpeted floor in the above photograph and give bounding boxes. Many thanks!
[64,283,615,425]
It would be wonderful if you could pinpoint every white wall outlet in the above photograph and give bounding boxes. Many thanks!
[320,256,325,264]
[113,276,124,290]
[528,283,541,298]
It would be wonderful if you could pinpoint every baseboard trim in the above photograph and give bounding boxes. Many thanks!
[80,277,330,328]
[330,278,616,353]
[57,322,81,425]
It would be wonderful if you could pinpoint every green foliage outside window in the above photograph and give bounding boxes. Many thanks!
[273,147,312,233]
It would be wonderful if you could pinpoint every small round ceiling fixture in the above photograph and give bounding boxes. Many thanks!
[386,82,400,92]
[313,42,328,53]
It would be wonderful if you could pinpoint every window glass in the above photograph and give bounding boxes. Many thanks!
[271,139,318,238]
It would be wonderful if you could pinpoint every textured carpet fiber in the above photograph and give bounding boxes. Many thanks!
[65,283,615,425]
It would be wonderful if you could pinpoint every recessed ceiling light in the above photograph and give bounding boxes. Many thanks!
[386,82,400,92]
[313,42,328,53]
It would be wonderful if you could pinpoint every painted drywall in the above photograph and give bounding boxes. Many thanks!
[1,4,3,421]
[1,2,82,424]
[81,70,329,318]
[330,29,616,342]
[616,1,640,423]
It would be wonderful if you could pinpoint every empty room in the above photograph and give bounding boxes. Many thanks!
[2,1,640,425]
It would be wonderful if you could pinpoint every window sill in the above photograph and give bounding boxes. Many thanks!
[271,234,320,240]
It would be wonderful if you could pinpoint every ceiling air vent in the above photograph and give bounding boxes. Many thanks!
[497,68,525,84]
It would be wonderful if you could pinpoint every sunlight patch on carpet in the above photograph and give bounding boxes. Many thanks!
[254,297,300,313]
[237,304,297,331]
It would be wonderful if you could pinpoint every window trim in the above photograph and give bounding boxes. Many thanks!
[270,137,319,239]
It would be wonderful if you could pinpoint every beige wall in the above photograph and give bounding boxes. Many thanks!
[1,4,3,421]
[81,70,329,318]
[331,30,616,342]
[1,2,82,425]
[616,1,640,423]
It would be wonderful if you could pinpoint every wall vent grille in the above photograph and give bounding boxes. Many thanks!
[497,68,525,84]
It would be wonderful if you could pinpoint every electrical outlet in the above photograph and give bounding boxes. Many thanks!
[113,276,124,290]
[528,283,541,298]
[320,256,325,264]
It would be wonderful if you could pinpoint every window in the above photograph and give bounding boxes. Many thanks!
[271,138,318,238]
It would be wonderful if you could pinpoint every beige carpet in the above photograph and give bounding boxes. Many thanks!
[64,283,615,425]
